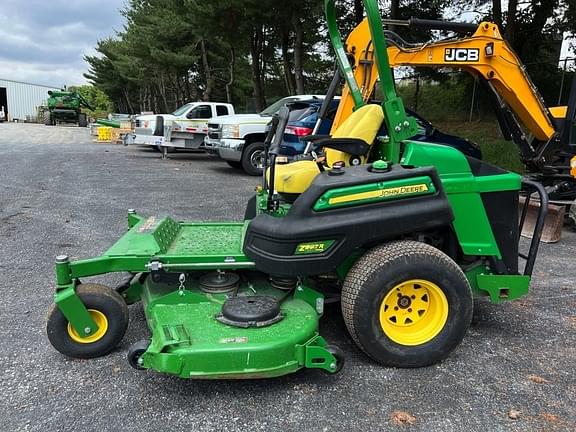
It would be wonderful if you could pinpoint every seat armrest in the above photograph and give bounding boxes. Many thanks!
[313,137,371,156]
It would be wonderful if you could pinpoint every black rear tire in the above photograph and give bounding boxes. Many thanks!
[241,141,266,176]
[47,283,129,359]
[341,240,473,367]
[44,111,53,126]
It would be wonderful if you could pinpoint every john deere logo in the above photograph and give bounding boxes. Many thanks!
[295,240,334,255]
[328,183,430,205]
[378,184,429,198]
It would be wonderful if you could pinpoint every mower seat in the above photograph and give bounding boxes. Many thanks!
[271,104,385,195]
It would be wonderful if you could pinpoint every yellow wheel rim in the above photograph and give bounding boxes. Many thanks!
[379,279,449,346]
[67,309,108,344]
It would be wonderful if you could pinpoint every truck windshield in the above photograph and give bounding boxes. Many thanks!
[172,103,194,116]
[260,97,302,116]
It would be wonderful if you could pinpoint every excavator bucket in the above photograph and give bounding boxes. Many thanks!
[519,196,565,243]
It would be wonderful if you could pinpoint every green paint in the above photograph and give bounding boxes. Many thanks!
[464,264,492,297]
[65,218,256,280]
[294,240,335,255]
[304,337,339,373]
[372,159,388,170]
[293,284,325,315]
[476,274,531,303]
[137,275,335,378]
[120,275,144,305]
[401,141,504,257]
[465,266,529,302]
[324,0,417,164]
[336,250,363,280]
[55,258,72,286]
[313,176,435,211]
[127,211,143,229]
[54,285,98,337]
[48,0,534,383]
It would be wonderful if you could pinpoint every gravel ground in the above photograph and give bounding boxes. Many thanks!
[0,123,574,431]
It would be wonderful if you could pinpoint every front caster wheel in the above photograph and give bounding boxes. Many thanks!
[342,240,473,368]
[325,345,345,374]
[46,283,129,359]
[128,340,150,370]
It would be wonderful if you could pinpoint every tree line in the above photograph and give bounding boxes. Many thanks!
[85,0,576,114]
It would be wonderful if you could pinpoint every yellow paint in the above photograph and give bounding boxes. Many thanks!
[328,183,429,205]
[379,279,449,346]
[325,104,384,167]
[549,106,567,119]
[271,105,385,195]
[270,160,322,195]
[67,309,108,344]
[571,156,576,177]
[333,18,557,142]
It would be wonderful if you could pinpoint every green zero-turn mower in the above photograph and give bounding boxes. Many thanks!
[46,0,548,379]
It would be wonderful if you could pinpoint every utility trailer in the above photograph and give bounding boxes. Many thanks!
[124,102,234,158]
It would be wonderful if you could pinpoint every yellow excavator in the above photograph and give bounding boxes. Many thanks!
[313,17,576,238]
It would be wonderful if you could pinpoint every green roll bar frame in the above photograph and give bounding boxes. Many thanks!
[324,0,418,162]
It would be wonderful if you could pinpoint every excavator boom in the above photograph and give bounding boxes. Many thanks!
[333,18,557,143]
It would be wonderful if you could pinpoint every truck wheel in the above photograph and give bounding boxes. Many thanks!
[341,240,473,367]
[241,142,266,176]
[226,161,242,169]
[78,113,88,127]
[44,111,53,126]
[46,283,129,359]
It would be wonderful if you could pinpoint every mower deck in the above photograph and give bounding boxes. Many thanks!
[139,274,331,379]
[53,212,340,378]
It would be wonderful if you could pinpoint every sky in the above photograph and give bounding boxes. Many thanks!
[0,0,126,87]
[0,0,572,89]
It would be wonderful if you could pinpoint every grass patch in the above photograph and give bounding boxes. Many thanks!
[432,119,525,173]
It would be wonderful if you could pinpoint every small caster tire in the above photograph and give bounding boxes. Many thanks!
[325,344,345,374]
[128,340,150,370]
[46,283,129,359]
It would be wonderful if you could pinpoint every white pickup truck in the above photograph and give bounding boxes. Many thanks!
[205,95,322,175]
[125,102,234,155]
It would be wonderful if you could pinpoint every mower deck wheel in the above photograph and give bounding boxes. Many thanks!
[341,240,473,367]
[47,283,129,359]
[325,345,345,374]
[128,340,150,370]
